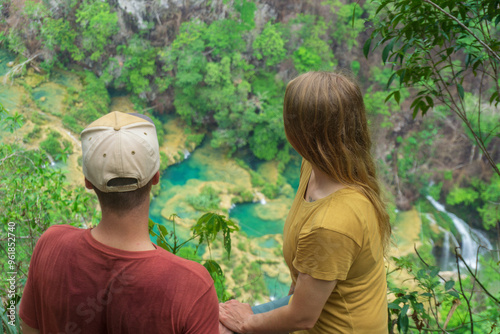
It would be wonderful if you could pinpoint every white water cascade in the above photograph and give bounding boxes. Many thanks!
[426,196,493,270]
[183,149,190,159]
[46,153,56,166]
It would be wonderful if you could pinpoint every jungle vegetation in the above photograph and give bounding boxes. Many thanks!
[0,0,499,333]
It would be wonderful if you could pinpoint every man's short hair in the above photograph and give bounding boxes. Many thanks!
[93,178,153,213]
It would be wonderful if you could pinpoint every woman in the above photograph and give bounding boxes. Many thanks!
[219,71,390,333]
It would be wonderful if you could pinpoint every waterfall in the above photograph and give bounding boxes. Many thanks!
[426,196,492,270]
[183,149,190,159]
[426,213,461,270]
[442,230,450,270]
[46,153,56,166]
[65,130,80,145]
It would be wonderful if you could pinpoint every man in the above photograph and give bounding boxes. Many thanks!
[19,111,219,333]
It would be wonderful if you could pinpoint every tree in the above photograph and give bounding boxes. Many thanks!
[366,0,500,176]
[75,0,119,61]
[0,103,99,332]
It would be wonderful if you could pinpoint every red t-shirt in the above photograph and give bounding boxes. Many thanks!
[19,225,219,333]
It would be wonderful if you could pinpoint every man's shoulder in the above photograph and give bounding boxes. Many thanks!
[154,248,214,287]
[37,224,83,244]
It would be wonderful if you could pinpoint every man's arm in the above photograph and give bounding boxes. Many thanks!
[219,272,337,334]
[185,285,220,334]
[21,319,39,334]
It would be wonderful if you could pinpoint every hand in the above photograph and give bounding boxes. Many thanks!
[219,321,234,334]
[219,300,254,333]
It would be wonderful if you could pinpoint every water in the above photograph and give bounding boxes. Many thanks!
[229,202,285,237]
[426,196,493,269]
[149,143,297,299]
[32,82,66,116]
[263,274,289,299]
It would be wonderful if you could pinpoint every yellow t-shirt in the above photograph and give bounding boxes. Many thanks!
[283,160,388,333]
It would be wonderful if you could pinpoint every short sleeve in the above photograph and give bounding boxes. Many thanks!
[293,228,361,281]
[184,284,219,333]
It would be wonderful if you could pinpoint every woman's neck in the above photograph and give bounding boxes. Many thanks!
[305,165,346,202]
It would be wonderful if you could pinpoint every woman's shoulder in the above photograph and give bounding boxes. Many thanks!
[306,188,376,239]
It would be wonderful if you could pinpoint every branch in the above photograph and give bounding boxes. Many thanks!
[457,252,500,306]
[3,54,41,85]
[421,0,500,63]
[455,248,474,333]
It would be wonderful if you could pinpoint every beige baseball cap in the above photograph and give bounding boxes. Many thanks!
[81,111,160,193]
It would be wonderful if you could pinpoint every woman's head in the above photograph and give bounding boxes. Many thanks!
[284,71,369,179]
[283,71,391,252]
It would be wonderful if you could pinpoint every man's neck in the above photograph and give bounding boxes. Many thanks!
[91,203,155,252]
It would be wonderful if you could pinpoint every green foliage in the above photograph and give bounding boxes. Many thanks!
[185,133,205,147]
[116,35,158,95]
[159,151,169,172]
[0,105,99,319]
[325,0,365,50]
[39,130,72,161]
[446,173,500,230]
[290,15,335,73]
[40,18,81,63]
[187,186,221,212]
[23,125,42,144]
[367,0,500,175]
[63,70,110,132]
[149,213,239,301]
[253,22,286,66]
[447,186,479,206]
[261,183,279,199]
[428,182,443,201]
[395,122,439,186]
[461,93,500,147]
[147,113,165,146]
[75,0,119,61]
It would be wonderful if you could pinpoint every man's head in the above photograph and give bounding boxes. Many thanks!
[81,111,160,213]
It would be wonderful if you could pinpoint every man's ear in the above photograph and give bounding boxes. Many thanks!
[152,171,160,185]
[84,178,94,190]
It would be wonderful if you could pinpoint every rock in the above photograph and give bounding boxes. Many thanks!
[7,61,14,67]
[40,96,46,102]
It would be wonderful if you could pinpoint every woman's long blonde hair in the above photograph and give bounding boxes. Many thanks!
[283,71,391,253]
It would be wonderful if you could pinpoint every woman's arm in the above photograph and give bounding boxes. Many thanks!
[219,273,337,334]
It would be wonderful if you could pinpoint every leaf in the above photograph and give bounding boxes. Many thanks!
[352,4,356,28]
[394,90,401,104]
[388,302,401,310]
[382,38,395,63]
[203,259,224,279]
[385,91,396,103]
[425,96,433,108]
[398,304,410,334]
[387,72,397,89]
[489,91,498,105]
[447,290,460,298]
[158,224,168,237]
[363,38,372,58]
[457,83,464,100]
[445,280,455,291]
